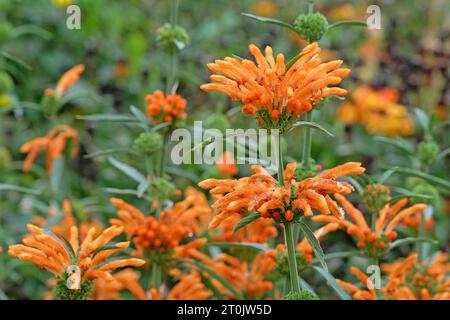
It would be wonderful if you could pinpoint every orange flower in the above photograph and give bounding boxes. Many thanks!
[213,213,278,244]
[337,85,414,136]
[199,162,365,229]
[216,151,238,177]
[338,253,450,300]
[8,224,145,282]
[145,90,187,124]
[110,187,212,255]
[33,200,104,242]
[45,64,85,98]
[20,125,79,174]
[201,42,350,131]
[150,270,212,300]
[313,196,427,259]
[92,269,147,300]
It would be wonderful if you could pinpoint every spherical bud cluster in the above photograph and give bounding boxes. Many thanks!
[417,140,439,165]
[134,132,163,154]
[362,184,391,212]
[156,23,190,54]
[294,13,328,42]
[150,177,177,200]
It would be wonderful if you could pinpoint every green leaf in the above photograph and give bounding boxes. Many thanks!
[199,273,224,299]
[136,180,150,198]
[0,183,41,195]
[390,237,438,250]
[290,121,334,137]
[389,193,432,203]
[312,251,362,264]
[327,20,367,30]
[0,51,32,70]
[104,188,139,196]
[77,114,139,122]
[374,137,414,155]
[232,213,261,234]
[59,234,77,259]
[389,167,450,195]
[378,167,398,184]
[298,218,328,272]
[84,148,138,159]
[414,108,430,134]
[206,242,270,253]
[241,13,296,32]
[151,122,171,132]
[166,166,200,182]
[129,105,149,129]
[312,266,352,300]
[182,259,244,299]
[11,25,53,40]
[108,156,147,185]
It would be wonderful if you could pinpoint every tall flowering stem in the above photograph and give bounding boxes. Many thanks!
[284,222,301,293]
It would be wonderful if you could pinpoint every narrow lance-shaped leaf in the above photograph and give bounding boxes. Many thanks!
[389,237,438,251]
[108,156,147,185]
[206,242,270,253]
[298,218,328,272]
[233,213,261,234]
[312,266,352,300]
[77,114,139,122]
[0,183,41,195]
[290,121,335,137]
[241,13,297,32]
[327,20,367,30]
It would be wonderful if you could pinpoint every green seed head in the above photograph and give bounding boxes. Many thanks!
[417,140,439,165]
[156,23,190,54]
[294,12,328,42]
[284,289,319,300]
[134,132,163,154]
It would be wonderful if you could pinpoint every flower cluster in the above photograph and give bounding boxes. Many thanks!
[146,89,187,124]
[201,43,350,131]
[337,85,414,136]
[20,125,79,174]
[313,196,427,259]
[199,162,365,229]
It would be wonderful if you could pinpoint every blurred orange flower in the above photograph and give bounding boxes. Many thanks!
[146,89,187,124]
[337,85,414,136]
[201,42,350,131]
[338,253,450,300]
[20,125,79,174]
[216,151,238,177]
[199,162,365,229]
[45,64,85,98]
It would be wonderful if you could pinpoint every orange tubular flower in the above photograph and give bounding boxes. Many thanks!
[33,200,104,242]
[8,224,145,283]
[200,42,350,131]
[213,213,278,244]
[337,85,414,136]
[150,270,212,300]
[110,187,212,256]
[20,125,79,174]
[216,151,238,177]
[45,64,85,98]
[146,89,187,124]
[199,161,365,229]
[338,253,450,300]
[92,268,148,300]
[313,195,427,259]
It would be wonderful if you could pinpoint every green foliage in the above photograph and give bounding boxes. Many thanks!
[294,13,328,42]
[54,275,93,300]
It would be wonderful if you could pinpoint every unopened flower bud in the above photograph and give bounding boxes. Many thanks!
[156,23,190,54]
[417,140,439,165]
[294,13,328,42]
[134,132,163,154]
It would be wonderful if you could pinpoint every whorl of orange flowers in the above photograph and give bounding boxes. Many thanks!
[313,196,427,257]
[110,187,212,253]
[201,42,350,126]
[337,85,414,136]
[146,89,187,123]
[20,125,79,174]
[45,64,85,98]
[337,253,450,300]
[199,161,365,229]
[213,213,278,244]
[33,200,104,242]
[8,224,145,282]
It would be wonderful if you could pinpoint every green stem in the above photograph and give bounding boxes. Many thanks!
[166,0,179,94]
[277,132,285,186]
[308,0,314,14]
[302,111,313,167]
[285,222,301,294]
[417,216,426,261]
